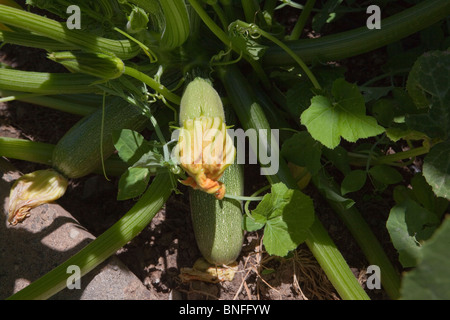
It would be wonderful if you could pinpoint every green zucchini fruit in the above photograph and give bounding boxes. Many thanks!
[189,163,244,265]
[52,97,147,179]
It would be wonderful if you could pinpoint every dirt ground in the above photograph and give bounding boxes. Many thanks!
[0,4,405,300]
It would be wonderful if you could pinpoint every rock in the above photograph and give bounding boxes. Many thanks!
[0,158,153,300]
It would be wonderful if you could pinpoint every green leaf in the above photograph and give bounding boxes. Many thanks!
[242,214,265,232]
[406,99,450,140]
[361,86,393,104]
[369,165,403,185]
[313,169,355,208]
[126,6,149,34]
[400,217,450,300]
[341,170,367,195]
[286,81,314,117]
[132,150,164,173]
[371,98,395,127]
[410,173,449,219]
[385,126,429,143]
[285,66,346,117]
[406,50,450,109]
[281,132,322,175]
[405,51,450,140]
[251,183,315,257]
[301,78,385,149]
[322,145,351,175]
[112,129,150,166]
[117,167,151,200]
[423,140,450,200]
[386,198,440,268]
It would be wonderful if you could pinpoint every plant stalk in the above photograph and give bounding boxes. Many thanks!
[0,68,99,94]
[0,5,141,59]
[123,66,181,105]
[263,0,450,66]
[313,169,401,299]
[0,90,98,116]
[0,137,129,176]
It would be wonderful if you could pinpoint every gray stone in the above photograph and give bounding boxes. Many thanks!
[0,159,153,300]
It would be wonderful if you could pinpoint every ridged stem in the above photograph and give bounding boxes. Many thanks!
[313,169,401,299]
[0,5,141,59]
[0,68,99,94]
[0,137,128,177]
[0,90,98,116]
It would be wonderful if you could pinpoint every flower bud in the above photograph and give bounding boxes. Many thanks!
[179,77,225,123]
[8,169,68,225]
[48,51,125,80]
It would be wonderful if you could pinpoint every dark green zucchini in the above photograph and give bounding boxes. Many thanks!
[52,97,147,178]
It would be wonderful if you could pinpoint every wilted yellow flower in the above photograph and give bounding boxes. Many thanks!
[8,169,68,225]
[175,77,236,200]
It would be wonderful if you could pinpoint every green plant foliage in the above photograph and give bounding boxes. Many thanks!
[400,217,450,299]
[248,183,315,257]
[406,51,450,140]
[112,129,164,200]
[386,198,440,268]
[280,131,322,175]
[423,140,450,200]
[301,78,385,149]
[341,170,367,195]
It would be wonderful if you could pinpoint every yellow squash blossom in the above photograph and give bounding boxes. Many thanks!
[175,77,236,199]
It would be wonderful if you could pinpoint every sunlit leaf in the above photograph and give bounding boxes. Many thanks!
[301,78,385,149]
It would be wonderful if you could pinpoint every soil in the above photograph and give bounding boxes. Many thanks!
[0,3,407,301]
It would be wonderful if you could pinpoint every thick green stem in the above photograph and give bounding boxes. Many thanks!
[0,5,141,59]
[0,137,128,177]
[0,68,99,94]
[263,0,450,65]
[287,0,316,40]
[0,29,76,51]
[218,65,369,300]
[376,145,430,164]
[313,169,401,299]
[0,137,54,165]
[7,173,173,300]
[212,2,229,30]
[0,90,98,116]
[347,145,430,167]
